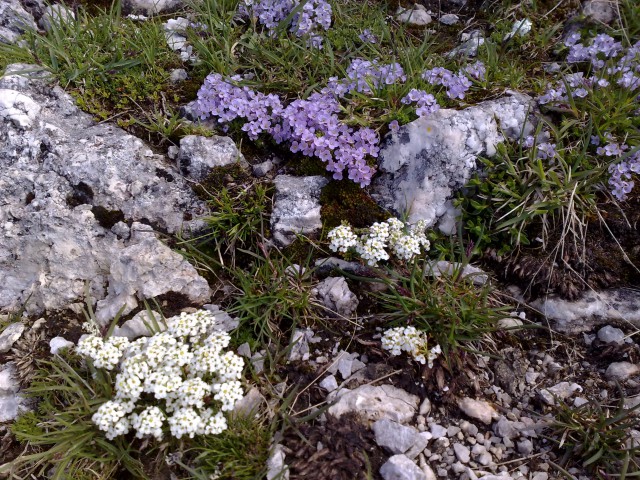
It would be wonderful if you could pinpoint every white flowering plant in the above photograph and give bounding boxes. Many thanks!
[381,326,442,368]
[327,217,431,266]
[76,310,245,441]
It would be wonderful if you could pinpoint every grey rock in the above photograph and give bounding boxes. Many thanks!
[202,304,240,332]
[169,68,188,84]
[380,454,427,480]
[517,439,533,455]
[177,135,246,182]
[439,14,459,25]
[111,221,130,240]
[531,474,548,480]
[582,0,616,24]
[530,288,640,333]
[0,362,26,422]
[419,397,431,416]
[252,160,274,178]
[237,342,251,358]
[606,362,640,381]
[429,261,488,285]
[461,421,478,437]
[597,325,625,345]
[232,386,265,418]
[314,257,370,277]
[458,398,498,425]
[266,444,289,480]
[312,276,359,318]
[373,419,422,454]
[447,31,485,58]
[396,5,432,26]
[539,382,583,405]
[497,317,524,329]
[271,175,328,246]
[319,375,339,392]
[453,443,471,463]
[0,322,25,353]
[49,336,74,354]
[328,384,419,425]
[373,93,534,225]
[406,432,432,459]
[0,0,36,44]
[122,0,184,15]
[430,424,447,439]
[39,4,75,32]
[288,328,315,361]
[0,66,211,320]
[112,310,164,339]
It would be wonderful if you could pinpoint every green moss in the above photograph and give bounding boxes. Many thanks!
[320,180,388,230]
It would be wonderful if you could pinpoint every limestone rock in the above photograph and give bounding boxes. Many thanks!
[0,322,25,353]
[373,419,422,454]
[582,0,617,24]
[606,362,640,381]
[49,336,75,354]
[539,382,583,405]
[177,135,246,182]
[266,444,289,480]
[122,0,184,15]
[112,310,165,339]
[39,4,75,32]
[597,325,625,345]
[373,93,534,225]
[380,454,427,480]
[531,288,640,333]
[271,175,328,246]
[457,398,498,425]
[396,5,432,26]
[328,385,419,425]
[439,14,459,25]
[0,65,210,320]
[0,362,26,422]
[312,276,359,318]
[0,0,36,44]
[447,31,485,58]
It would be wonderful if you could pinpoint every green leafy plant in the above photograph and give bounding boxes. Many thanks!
[544,387,640,479]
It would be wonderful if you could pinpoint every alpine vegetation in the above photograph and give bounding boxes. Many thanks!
[77,310,244,441]
[381,325,442,367]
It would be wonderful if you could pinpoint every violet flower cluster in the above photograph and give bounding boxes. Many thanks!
[421,61,485,100]
[242,0,332,47]
[194,73,378,186]
[598,139,640,201]
[326,58,407,97]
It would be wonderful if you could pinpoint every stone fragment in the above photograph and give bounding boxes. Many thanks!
[312,276,359,318]
[582,0,616,24]
[266,444,289,480]
[237,342,251,358]
[0,0,36,44]
[429,261,488,285]
[328,384,419,425]
[112,310,164,339]
[539,382,583,405]
[232,387,265,418]
[458,398,498,425]
[380,454,427,480]
[123,0,184,15]
[0,322,25,353]
[396,5,432,26]
[517,439,533,455]
[373,419,422,454]
[177,135,246,182]
[373,93,534,225]
[0,362,26,422]
[288,328,315,361]
[606,362,640,381]
[453,443,471,463]
[597,325,625,345]
[49,336,75,355]
[439,14,459,25]
[447,31,485,58]
[252,159,274,178]
[169,68,188,83]
[430,424,447,439]
[406,432,432,459]
[39,4,75,32]
[419,397,431,415]
[271,175,328,246]
[320,375,339,392]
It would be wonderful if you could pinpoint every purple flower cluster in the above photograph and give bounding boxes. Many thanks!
[565,32,623,69]
[326,59,407,96]
[522,135,557,160]
[194,73,378,186]
[401,89,440,117]
[421,66,474,100]
[242,0,332,46]
[605,146,640,201]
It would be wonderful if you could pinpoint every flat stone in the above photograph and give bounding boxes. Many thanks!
[0,362,25,422]
[169,68,188,83]
[112,310,164,339]
[252,160,274,178]
[266,444,289,480]
[319,375,339,392]
[458,398,498,425]
[582,0,616,24]
[39,4,75,32]
[606,362,640,381]
[539,382,583,405]
[453,443,471,463]
[49,336,74,355]
[237,342,251,358]
[328,384,419,425]
[406,432,432,459]
[0,0,37,44]
[231,386,265,418]
[373,419,422,454]
[122,0,185,15]
[430,424,447,439]
[396,6,432,26]
[176,135,246,182]
[380,454,427,480]
[517,439,533,455]
[271,175,328,246]
[312,276,359,319]
[439,14,459,25]
[597,325,625,345]
[0,322,25,353]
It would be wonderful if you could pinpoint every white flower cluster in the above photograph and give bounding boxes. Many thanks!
[327,218,430,266]
[78,310,245,441]
[381,326,442,368]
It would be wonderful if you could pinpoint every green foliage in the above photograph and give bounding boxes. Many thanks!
[545,388,640,479]
[375,256,508,359]
[2,355,146,480]
[459,120,604,255]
